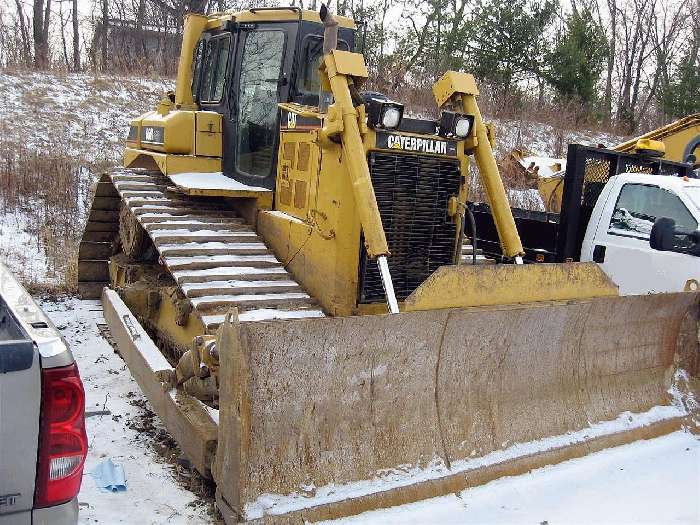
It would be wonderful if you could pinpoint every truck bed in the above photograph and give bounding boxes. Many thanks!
[469,144,695,263]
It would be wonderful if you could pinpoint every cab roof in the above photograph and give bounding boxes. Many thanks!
[205,8,356,31]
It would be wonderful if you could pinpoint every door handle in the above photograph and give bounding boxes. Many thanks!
[593,245,606,263]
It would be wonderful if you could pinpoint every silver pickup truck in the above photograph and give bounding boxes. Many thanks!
[0,262,87,524]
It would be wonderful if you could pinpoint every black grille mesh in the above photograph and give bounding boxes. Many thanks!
[359,152,462,303]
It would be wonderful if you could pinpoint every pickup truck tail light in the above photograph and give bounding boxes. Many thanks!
[35,363,88,508]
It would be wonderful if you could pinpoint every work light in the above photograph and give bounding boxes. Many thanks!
[365,98,404,130]
[439,111,474,139]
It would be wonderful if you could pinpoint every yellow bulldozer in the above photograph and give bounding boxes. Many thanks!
[77,6,699,522]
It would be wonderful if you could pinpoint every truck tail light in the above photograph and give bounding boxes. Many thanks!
[35,363,88,508]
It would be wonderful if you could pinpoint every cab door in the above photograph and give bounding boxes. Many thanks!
[228,27,288,189]
[590,182,699,294]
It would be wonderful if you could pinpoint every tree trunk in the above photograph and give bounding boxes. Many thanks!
[101,0,108,71]
[59,0,69,68]
[603,0,616,125]
[33,0,48,68]
[72,0,79,70]
[14,0,31,64]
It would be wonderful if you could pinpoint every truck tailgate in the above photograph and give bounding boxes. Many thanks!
[0,296,40,521]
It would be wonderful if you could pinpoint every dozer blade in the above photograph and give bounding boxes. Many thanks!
[212,291,699,522]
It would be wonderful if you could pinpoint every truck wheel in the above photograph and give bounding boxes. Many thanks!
[119,204,156,262]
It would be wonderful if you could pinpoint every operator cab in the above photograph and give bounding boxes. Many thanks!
[189,8,356,189]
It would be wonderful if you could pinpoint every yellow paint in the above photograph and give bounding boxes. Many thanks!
[320,51,389,259]
[432,70,479,107]
[123,147,221,174]
[431,71,525,259]
[331,50,369,79]
[404,262,618,311]
[538,177,564,213]
[615,113,700,163]
[195,112,223,157]
[261,132,363,316]
[175,14,208,109]
[633,138,665,155]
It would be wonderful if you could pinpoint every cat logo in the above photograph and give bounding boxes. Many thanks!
[287,112,297,129]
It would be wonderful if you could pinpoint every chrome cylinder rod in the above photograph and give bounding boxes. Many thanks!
[377,255,400,314]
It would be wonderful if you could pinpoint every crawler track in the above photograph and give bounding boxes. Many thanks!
[79,168,324,332]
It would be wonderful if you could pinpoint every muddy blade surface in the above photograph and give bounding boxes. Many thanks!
[215,292,698,520]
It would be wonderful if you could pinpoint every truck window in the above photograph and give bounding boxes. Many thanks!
[295,36,349,95]
[609,183,698,238]
[236,30,286,177]
[686,187,700,211]
[191,41,204,99]
[199,35,231,103]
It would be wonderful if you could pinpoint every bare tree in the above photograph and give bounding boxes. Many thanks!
[14,0,32,63]
[72,0,79,70]
[33,0,51,68]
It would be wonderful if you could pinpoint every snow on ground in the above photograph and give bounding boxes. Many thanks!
[0,211,56,286]
[0,71,172,161]
[39,297,214,524]
[321,431,700,525]
[487,116,625,160]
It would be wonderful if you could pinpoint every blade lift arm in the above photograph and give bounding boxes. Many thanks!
[433,71,525,260]
[320,50,400,313]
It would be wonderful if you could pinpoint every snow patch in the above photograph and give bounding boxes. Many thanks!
[170,172,271,193]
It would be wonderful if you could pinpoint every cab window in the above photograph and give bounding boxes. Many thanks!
[195,35,231,103]
[295,36,349,96]
[609,183,698,238]
[236,30,286,177]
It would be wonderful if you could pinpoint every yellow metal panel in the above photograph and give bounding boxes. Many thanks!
[123,148,221,175]
[328,50,368,79]
[231,9,356,29]
[538,176,564,213]
[140,110,196,155]
[175,14,208,109]
[275,131,319,220]
[195,112,222,157]
[432,71,479,108]
[321,52,387,258]
[404,262,618,311]
[259,138,362,317]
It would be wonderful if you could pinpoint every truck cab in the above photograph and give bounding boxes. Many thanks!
[580,173,700,295]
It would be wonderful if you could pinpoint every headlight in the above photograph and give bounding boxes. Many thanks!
[439,111,474,139]
[382,107,402,128]
[365,97,404,130]
[454,118,472,138]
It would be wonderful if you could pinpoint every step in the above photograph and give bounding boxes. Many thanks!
[191,292,314,312]
[157,242,270,257]
[165,254,282,271]
[150,231,260,243]
[139,212,243,224]
[172,266,290,284]
[182,280,302,298]
[201,307,325,328]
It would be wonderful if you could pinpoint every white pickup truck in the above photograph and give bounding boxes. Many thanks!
[0,262,87,525]
[580,172,699,295]
[471,144,699,295]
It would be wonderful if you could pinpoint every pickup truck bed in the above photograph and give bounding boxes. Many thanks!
[0,263,83,525]
[470,144,695,263]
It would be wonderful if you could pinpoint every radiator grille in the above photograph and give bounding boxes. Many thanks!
[359,151,462,303]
